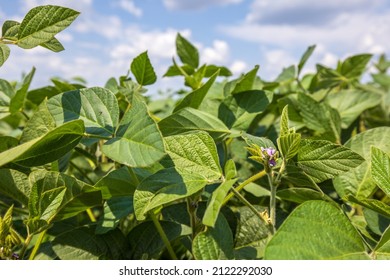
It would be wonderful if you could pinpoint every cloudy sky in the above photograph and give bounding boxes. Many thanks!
[0,0,389,93]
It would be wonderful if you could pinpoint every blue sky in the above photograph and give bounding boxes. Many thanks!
[1,0,390,94]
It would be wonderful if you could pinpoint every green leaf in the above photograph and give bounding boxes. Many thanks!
[17,5,80,49]
[176,33,199,68]
[264,201,369,259]
[298,92,341,142]
[2,20,20,39]
[173,70,219,112]
[231,65,259,94]
[128,221,191,259]
[371,146,390,197]
[340,54,372,79]
[0,79,15,120]
[96,197,133,234]
[334,127,390,198]
[40,37,64,52]
[298,45,316,76]
[326,90,381,128]
[10,67,36,113]
[52,227,129,260]
[134,167,207,220]
[205,65,232,77]
[27,86,60,105]
[203,179,237,227]
[373,226,390,259]
[297,139,365,183]
[0,169,30,205]
[164,131,222,181]
[277,133,301,160]
[163,64,195,77]
[364,208,390,235]
[47,87,119,144]
[0,136,18,153]
[102,97,165,167]
[279,105,289,136]
[0,120,84,167]
[158,107,230,139]
[283,165,322,192]
[0,44,10,67]
[277,188,332,204]
[193,213,234,260]
[242,133,276,150]
[94,167,137,199]
[345,195,390,218]
[20,99,56,143]
[219,90,273,130]
[28,170,102,222]
[224,159,237,180]
[130,51,157,86]
[234,205,270,259]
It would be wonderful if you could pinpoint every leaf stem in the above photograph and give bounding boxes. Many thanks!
[83,133,111,140]
[150,211,178,260]
[28,229,47,260]
[267,172,277,233]
[186,198,198,240]
[19,234,33,260]
[222,170,266,206]
[86,208,97,222]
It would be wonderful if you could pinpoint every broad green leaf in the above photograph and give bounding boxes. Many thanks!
[40,37,64,52]
[334,127,390,198]
[0,79,15,119]
[173,70,219,112]
[94,167,138,199]
[283,165,322,192]
[298,45,316,76]
[373,226,390,259]
[163,63,195,77]
[224,159,237,180]
[0,44,10,67]
[193,213,234,260]
[96,197,133,234]
[0,169,30,205]
[128,221,191,259]
[345,195,390,218]
[371,146,390,197]
[279,105,289,136]
[47,87,119,143]
[205,65,232,77]
[0,136,18,152]
[130,51,157,86]
[264,201,369,259]
[52,227,129,260]
[164,131,222,181]
[219,90,273,130]
[158,107,230,139]
[2,20,20,39]
[277,133,301,160]
[275,65,295,83]
[231,65,259,94]
[298,92,341,142]
[276,188,333,204]
[27,86,60,105]
[202,179,237,227]
[242,133,276,150]
[297,139,364,183]
[102,97,165,167]
[28,170,102,222]
[20,99,56,143]
[0,120,84,167]
[17,5,80,49]
[340,54,372,78]
[326,90,381,128]
[10,67,36,113]
[364,208,390,235]
[234,205,270,259]
[133,167,207,220]
[176,33,199,68]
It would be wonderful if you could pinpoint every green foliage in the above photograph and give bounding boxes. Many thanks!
[0,3,390,260]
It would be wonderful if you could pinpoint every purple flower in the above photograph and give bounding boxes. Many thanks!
[269,159,276,167]
[261,147,276,157]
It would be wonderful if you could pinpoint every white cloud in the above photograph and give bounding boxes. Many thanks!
[201,40,229,65]
[115,0,142,17]
[163,0,243,10]
[74,15,122,40]
[230,60,248,75]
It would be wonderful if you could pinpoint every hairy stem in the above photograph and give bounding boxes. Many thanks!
[28,229,48,260]
[267,172,276,233]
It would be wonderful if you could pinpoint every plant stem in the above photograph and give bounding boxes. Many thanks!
[186,198,198,240]
[28,229,47,260]
[19,234,33,260]
[267,172,276,233]
[83,133,112,140]
[222,170,266,206]
[230,187,268,224]
[86,208,97,222]
[150,211,178,260]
